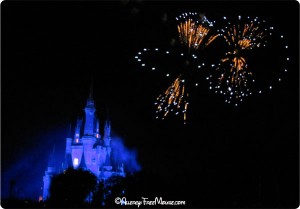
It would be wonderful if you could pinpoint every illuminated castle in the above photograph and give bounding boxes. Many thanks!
[42,85,125,200]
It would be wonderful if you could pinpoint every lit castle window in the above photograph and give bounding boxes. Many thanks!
[73,158,79,167]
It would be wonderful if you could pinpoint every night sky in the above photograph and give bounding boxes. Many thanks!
[2,1,299,208]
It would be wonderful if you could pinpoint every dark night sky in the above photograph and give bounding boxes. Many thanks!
[2,1,299,207]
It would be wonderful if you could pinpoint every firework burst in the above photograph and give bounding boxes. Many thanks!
[154,12,218,123]
[177,15,218,51]
[208,16,289,106]
[134,46,207,124]
[176,13,219,51]
[134,12,219,123]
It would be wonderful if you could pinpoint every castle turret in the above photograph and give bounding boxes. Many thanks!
[95,119,101,139]
[66,123,73,154]
[103,120,111,146]
[74,118,82,143]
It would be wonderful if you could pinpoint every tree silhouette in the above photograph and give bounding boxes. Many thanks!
[104,175,143,207]
[47,168,97,207]
[91,176,125,207]
[91,179,105,207]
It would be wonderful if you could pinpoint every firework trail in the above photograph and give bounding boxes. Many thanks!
[155,75,189,123]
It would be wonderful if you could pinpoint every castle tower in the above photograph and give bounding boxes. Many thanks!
[71,117,84,169]
[102,120,112,172]
[82,81,97,174]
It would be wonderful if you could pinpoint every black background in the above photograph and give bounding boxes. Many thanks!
[2,1,299,208]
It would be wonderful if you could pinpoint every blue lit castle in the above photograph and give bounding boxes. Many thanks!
[42,86,126,200]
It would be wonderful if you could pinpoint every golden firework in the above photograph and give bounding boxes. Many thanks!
[218,22,266,85]
[156,75,189,124]
[177,18,218,50]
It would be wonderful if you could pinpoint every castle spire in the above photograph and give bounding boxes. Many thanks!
[104,119,111,138]
[84,76,96,136]
[86,76,95,108]
[74,117,82,141]
[95,119,101,139]
[103,117,111,146]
